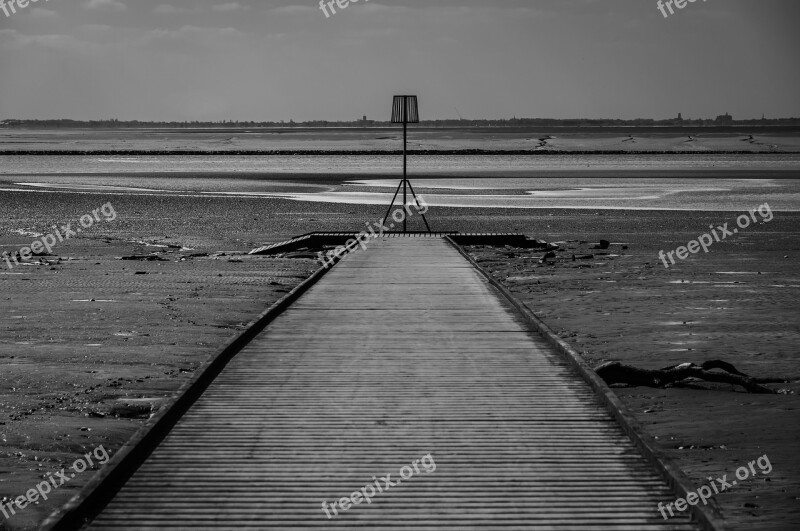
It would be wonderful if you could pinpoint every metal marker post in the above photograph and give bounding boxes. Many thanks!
[383,95,431,234]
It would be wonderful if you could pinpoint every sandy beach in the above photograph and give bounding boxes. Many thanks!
[465,210,800,530]
[2,127,800,154]
[0,192,322,529]
[1,182,798,529]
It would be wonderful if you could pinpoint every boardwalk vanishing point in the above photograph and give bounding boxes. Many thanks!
[45,235,720,530]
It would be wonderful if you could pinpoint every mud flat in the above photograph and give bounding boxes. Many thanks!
[2,127,800,153]
[0,193,320,530]
[1,189,798,529]
[465,209,800,530]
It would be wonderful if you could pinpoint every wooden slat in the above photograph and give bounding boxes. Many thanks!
[88,237,699,530]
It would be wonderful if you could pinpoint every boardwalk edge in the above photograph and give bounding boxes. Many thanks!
[39,254,343,531]
[445,236,726,531]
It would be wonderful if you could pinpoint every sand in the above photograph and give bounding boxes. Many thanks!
[0,193,320,530]
[2,127,800,153]
[464,210,800,530]
[1,189,798,529]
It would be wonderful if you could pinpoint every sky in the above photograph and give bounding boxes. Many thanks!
[0,0,798,122]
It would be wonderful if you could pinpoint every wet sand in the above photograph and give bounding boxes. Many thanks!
[2,127,800,153]
[465,211,800,530]
[0,193,320,530]
[1,191,798,529]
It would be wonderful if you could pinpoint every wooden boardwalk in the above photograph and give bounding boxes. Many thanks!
[87,236,700,530]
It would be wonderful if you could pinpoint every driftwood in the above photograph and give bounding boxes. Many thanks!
[595,360,776,394]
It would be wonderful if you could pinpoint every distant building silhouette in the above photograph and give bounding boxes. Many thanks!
[715,112,734,124]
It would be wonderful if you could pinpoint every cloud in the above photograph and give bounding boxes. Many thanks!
[140,24,250,54]
[29,7,60,19]
[212,2,250,12]
[83,0,127,11]
[154,3,250,15]
[0,30,102,53]
[153,4,198,15]
[356,3,413,15]
[268,5,316,15]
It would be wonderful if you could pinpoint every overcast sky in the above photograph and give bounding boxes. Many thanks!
[0,0,798,121]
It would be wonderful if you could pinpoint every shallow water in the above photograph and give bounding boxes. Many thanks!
[1,154,799,211]
[3,153,800,174]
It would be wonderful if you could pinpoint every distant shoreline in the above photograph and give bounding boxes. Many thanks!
[3,149,800,156]
[3,125,800,133]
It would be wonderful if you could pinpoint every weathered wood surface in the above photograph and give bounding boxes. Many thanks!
[89,237,699,530]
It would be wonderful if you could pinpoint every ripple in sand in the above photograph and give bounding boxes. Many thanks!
[669,280,746,286]
[10,228,44,238]
[668,340,702,345]
[715,271,768,275]
[17,182,171,193]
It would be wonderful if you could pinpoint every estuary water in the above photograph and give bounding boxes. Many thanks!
[1,154,799,211]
